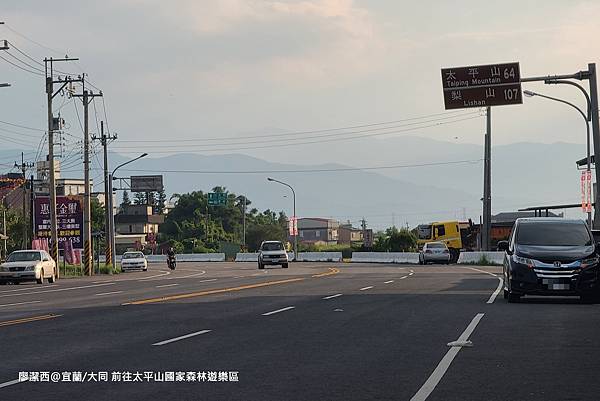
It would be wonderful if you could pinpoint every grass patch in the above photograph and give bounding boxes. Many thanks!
[59,263,121,277]
[462,255,501,266]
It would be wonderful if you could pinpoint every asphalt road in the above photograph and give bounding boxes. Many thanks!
[0,261,598,401]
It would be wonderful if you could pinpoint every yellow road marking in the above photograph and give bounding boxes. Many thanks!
[312,267,340,278]
[0,314,61,327]
[123,277,305,305]
[124,267,341,305]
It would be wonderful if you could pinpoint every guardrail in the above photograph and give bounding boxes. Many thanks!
[457,252,504,265]
[350,252,420,264]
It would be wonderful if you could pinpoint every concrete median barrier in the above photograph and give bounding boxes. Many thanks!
[297,252,342,262]
[351,252,420,264]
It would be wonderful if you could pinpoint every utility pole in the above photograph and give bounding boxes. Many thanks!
[44,56,81,275]
[482,107,492,251]
[242,196,246,251]
[72,85,103,276]
[92,121,117,267]
[521,64,600,227]
[588,63,600,227]
[15,153,34,249]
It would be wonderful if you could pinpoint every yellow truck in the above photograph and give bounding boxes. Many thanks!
[416,220,471,263]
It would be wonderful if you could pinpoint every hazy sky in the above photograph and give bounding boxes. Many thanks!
[1,0,599,167]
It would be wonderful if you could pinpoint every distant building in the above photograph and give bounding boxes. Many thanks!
[114,204,164,253]
[338,223,363,244]
[296,218,339,245]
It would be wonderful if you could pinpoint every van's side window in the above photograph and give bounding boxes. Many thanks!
[436,225,445,236]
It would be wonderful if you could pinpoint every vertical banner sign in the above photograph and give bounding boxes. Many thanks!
[581,171,593,212]
[587,170,593,212]
[34,196,84,249]
[288,217,299,236]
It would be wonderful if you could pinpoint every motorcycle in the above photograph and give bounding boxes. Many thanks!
[167,255,176,270]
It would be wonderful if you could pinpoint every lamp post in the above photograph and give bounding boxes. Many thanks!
[524,90,592,227]
[267,177,297,261]
[108,153,148,267]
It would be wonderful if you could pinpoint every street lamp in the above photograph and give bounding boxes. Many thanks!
[108,153,148,267]
[267,177,297,261]
[524,90,592,227]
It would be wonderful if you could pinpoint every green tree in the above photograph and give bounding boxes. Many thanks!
[91,199,105,233]
[121,190,131,207]
[155,189,167,214]
[133,192,146,205]
[387,227,417,251]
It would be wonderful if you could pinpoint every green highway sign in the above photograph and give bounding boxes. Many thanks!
[208,192,227,206]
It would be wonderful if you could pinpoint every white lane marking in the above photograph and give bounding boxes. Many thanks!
[359,286,373,291]
[93,280,113,284]
[408,272,414,276]
[0,282,115,298]
[410,313,485,401]
[322,293,342,300]
[0,378,24,388]
[487,277,504,304]
[95,291,123,296]
[400,275,409,280]
[197,279,217,283]
[167,270,207,280]
[156,284,179,288]
[0,300,41,308]
[0,285,58,294]
[461,266,503,304]
[136,271,172,281]
[384,280,394,284]
[262,306,295,316]
[153,330,212,346]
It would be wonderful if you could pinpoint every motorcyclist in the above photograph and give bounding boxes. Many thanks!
[167,247,176,269]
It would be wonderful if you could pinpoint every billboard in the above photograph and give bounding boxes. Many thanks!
[130,175,164,192]
[34,196,84,249]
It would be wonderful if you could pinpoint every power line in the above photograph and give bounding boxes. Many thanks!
[2,24,64,55]
[0,52,44,76]
[0,119,45,132]
[120,158,483,175]
[3,49,45,73]
[118,109,476,144]
[112,115,482,153]
[115,111,480,148]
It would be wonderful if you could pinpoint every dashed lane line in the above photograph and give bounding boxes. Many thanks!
[262,306,295,316]
[410,313,485,401]
[322,294,343,300]
[153,330,212,346]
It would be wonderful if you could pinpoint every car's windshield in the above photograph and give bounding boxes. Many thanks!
[262,242,283,251]
[7,251,41,262]
[417,225,432,240]
[427,243,446,249]
[123,252,144,259]
[516,222,592,246]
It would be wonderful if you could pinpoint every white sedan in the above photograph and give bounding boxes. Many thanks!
[0,250,57,284]
[120,251,148,271]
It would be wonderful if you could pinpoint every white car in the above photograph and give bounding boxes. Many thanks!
[419,242,451,265]
[258,241,289,269]
[0,250,57,284]
[120,251,148,271]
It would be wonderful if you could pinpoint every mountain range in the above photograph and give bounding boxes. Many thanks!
[0,136,589,229]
